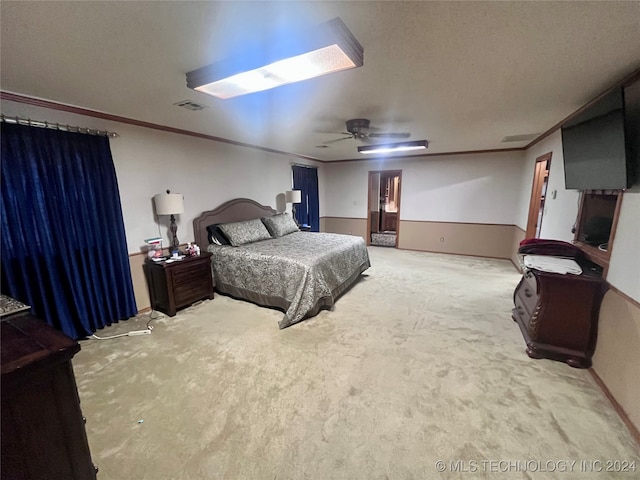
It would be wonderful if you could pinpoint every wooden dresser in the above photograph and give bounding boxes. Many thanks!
[1,313,97,480]
[143,252,214,316]
[512,267,608,368]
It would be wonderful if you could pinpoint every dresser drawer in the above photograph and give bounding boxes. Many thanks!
[517,271,538,314]
[514,293,532,321]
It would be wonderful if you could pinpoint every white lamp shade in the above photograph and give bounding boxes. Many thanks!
[285,190,302,204]
[154,193,184,215]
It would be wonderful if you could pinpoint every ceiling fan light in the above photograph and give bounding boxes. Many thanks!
[358,140,428,154]
[188,18,363,99]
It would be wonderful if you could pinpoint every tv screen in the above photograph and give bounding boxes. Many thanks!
[562,88,630,190]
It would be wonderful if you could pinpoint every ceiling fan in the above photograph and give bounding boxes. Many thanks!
[323,118,410,144]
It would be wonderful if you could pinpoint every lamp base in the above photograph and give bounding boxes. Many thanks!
[170,214,180,254]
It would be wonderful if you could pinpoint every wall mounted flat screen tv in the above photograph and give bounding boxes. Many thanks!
[561,88,632,190]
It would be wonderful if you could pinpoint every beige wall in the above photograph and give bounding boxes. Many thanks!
[322,216,522,262]
[511,226,526,271]
[399,221,517,259]
[129,253,150,310]
[321,217,367,239]
[592,290,640,431]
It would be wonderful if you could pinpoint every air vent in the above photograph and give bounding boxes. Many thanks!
[174,100,207,111]
[502,133,540,143]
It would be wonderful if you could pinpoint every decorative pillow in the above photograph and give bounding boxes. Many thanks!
[261,213,299,238]
[218,218,272,246]
[206,224,230,245]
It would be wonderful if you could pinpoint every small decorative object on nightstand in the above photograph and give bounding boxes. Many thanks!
[143,252,214,316]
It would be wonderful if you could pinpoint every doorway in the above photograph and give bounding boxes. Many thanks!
[367,170,402,247]
[525,152,552,239]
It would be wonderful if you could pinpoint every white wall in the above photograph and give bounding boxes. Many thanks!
[323,151,527,224]
[0,100,321,253]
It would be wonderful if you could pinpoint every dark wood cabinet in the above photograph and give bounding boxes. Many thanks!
[380,211,397,232]
[512,267,608,368]
[143,253,214,316]
[1,314,97,480]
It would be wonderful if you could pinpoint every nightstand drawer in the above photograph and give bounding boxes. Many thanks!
[174,281,211,306]
[172,262,210,286]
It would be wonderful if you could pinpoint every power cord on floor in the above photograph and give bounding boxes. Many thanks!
[90,310,165,340]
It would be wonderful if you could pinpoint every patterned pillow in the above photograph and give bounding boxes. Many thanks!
[218,218,272,246]
[261,213,299,238]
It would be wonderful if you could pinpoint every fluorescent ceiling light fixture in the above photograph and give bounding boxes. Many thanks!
[358,140,429,154]
[186,17,363,99]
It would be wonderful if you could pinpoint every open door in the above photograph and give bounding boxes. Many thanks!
[525,152,552,239]
[367,170,402,247]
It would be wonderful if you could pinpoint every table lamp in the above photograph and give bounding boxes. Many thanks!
[285,190,302,225]
[154,190,184,254]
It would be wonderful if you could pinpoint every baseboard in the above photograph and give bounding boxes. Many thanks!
[397,246,510,262]
[589,368,640,447]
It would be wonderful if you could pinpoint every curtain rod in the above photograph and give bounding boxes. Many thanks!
[290,162,317,169]
[0,114,119,138]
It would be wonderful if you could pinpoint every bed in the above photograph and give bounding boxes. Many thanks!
[193,198,370,328]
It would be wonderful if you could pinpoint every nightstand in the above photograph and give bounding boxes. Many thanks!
[143,252,214,316]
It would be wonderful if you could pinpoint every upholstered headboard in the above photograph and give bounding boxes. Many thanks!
[193,198,277,248]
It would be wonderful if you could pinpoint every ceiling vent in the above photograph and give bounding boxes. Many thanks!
[502,133,539,143]
[174,100,207,111]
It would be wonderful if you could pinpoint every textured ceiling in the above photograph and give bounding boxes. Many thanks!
[1,1,639,162]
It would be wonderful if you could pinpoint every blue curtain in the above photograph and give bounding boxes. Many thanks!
[1,123,137,339]
[292,165,320,232]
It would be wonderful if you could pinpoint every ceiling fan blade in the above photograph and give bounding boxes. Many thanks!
[368,132,411,139]
[315,130,352,135]
[323,136,353,144]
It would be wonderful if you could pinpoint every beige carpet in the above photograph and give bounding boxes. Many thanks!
[74,247,639,480]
